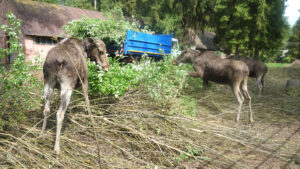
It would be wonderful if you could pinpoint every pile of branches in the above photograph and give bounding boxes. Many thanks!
[0,87,298,168]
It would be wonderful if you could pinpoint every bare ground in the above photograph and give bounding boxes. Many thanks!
[0,65,299,169]
[182,65,300,169]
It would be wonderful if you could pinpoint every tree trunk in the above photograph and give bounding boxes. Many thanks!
[235,44,240,56]
[254,48,259,60]
[94,0,97,10]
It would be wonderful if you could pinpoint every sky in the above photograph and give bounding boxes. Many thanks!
[284,0,300,26]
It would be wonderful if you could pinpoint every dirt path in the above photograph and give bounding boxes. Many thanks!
[180,65,300,168]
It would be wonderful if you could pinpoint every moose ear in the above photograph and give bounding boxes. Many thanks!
[86,37,95,44]
[82,37,95,51]
[83,37,95,46]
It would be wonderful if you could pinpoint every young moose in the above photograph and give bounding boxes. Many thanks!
[175,49,253,123]
[228,54,268,96]
[41,37,109,155]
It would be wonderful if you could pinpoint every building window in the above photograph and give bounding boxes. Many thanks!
[34,36,58,45]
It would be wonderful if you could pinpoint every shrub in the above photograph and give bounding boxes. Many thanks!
[88,55,189,104]
[88,58,139,97]
[0,12,42,131]
[63,6,153,45]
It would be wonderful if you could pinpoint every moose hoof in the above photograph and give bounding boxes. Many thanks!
[39,133,45,138]
[54,147,60,156]
[39,131,46,138]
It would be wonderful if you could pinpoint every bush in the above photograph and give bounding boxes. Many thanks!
[88,58,139,97]
[63,6,153,45]
[0,12,42,131]
[88,55,190,104]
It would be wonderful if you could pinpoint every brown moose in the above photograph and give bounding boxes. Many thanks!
[175,49,253,123]
[228,54,268,96]
[41,37,109,155]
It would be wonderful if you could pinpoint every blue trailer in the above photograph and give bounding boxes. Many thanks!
[107,30,174,61]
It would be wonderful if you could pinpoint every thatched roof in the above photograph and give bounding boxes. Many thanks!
[0,0,105,37]
[182,28,216,50]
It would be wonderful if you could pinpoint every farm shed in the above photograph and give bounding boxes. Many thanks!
[0,0,105,65]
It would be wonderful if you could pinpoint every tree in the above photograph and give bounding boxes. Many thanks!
[248,0,288,60]
[287,16,300,61]
[263,0,289,61]
[213,0,288,61]
[98,0,215,40]
[212,0,252,55]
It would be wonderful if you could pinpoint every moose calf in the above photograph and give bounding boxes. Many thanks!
[42,37,109,155]
[175,49,253,123]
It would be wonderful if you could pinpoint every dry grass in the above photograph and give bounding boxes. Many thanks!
[0,65,300,168]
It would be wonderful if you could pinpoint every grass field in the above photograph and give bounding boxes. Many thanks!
[267,62,288,68]
[0,63,299,168]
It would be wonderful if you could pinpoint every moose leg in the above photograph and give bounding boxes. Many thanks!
[256,76,263,96]
[261,74,266,95]
[82,79,91,112]
[203,79,209,91]
[193,67,205,90]
[54,86,72,155]
[232,84,244,123]
[179,74,187,89]
[241,80,253,123]
[179,72,199,89]
[41,82,54,135]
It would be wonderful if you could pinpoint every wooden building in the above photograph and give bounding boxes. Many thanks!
[0,0,104,65]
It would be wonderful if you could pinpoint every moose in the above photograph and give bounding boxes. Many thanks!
[41,37,109,155]
[228,54,268,96]
[175,49,253,123]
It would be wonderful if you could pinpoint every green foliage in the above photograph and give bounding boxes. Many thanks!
[87,55,188,103]
[88,58,139,97]
[99,0,215,39]
[213,0,252,53]
[287,17,300,61]
[249,0,288,60]
[63,6,152,45]
[0,12,42,131]
[136,56,187,103]
[0,12,22,58]
[213,0,288,60]
[266,63,287,68]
